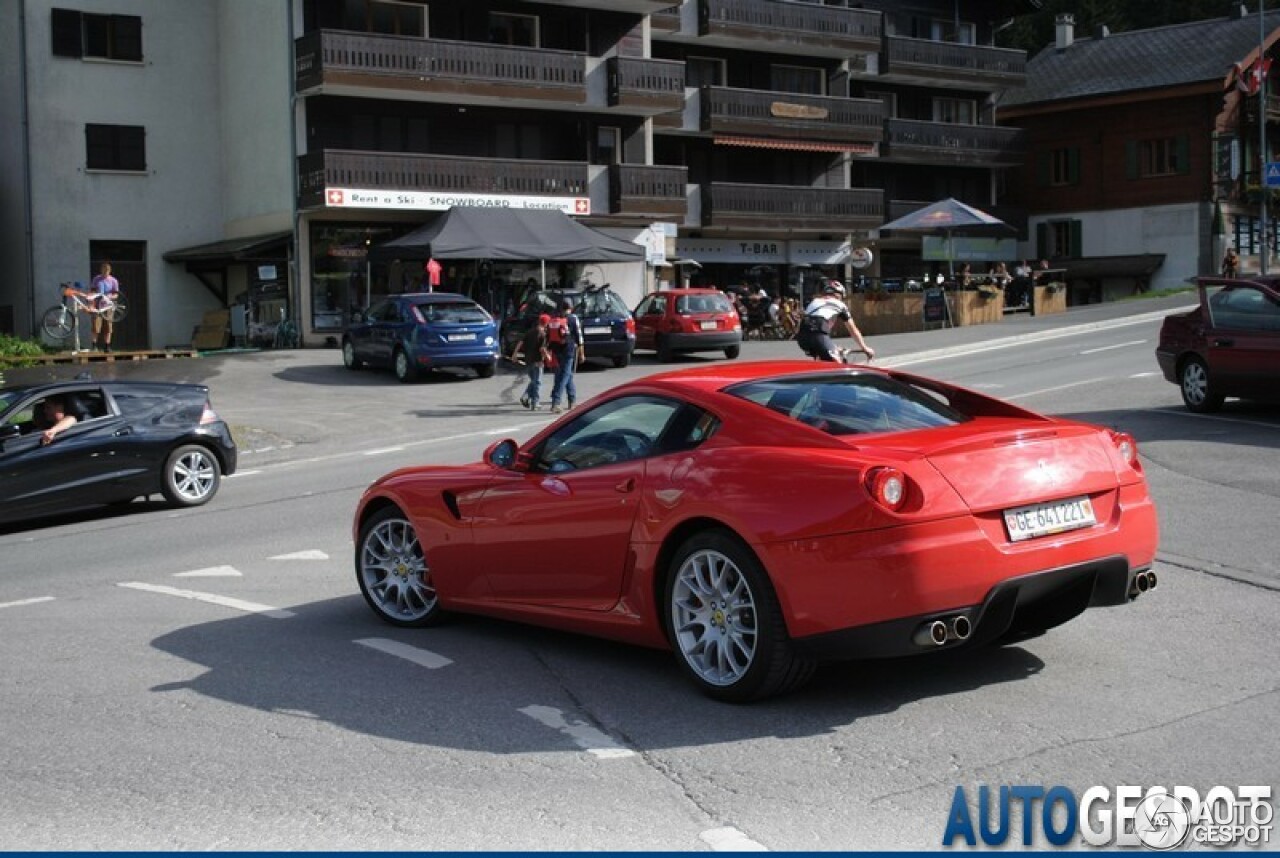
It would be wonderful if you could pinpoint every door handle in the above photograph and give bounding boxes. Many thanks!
[113,427,132,437]
[615,478,636,493]
[1213,338,1234,347]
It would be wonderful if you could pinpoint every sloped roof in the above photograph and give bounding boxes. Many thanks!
[1001,10,1280,108]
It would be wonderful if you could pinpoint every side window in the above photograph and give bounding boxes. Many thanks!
[634,296,652,316]
[536,395,685,472]
[1211,287,1280,331]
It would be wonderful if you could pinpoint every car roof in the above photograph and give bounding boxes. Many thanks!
[647,288,723,296]
[633,360,884,397]
[1,379,206,396]
[397,292,475,303]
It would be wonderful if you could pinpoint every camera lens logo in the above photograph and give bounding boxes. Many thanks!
[1134,793,1191,850]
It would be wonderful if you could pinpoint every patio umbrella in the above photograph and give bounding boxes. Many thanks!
[879,198,1013,280]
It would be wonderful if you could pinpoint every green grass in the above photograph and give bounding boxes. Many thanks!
[1116,286,1197,302]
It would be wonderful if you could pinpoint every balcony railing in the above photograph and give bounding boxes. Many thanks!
[298,149,589,208]
[607,56,686,114]
[295,30,586,104]
[697,0,881,55]
[609,164,688,218]
[701,183,883,231]
[884,37,1026,88]
[884,119,1025,167]
[650,6,682,33]
[702,86,884,143]
[528,0,676,11]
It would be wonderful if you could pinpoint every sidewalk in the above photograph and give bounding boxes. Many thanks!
[4,293,1195,463]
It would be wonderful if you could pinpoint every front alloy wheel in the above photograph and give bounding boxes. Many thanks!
[666,530,813,702]
[356,507,442,627]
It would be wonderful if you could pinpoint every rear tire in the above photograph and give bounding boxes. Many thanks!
[161,444,221,507]
[656,337,674,363]
[724,344,741,360]
[665,529,814,702]
[394,348,418,383]
[41,306,74,341]
[612,351,632,369]
[1180,356,1222,413]
[475,362,496,379]
[342,339,364,370]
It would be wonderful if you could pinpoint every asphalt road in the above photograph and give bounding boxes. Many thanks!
[1,294,1277,850]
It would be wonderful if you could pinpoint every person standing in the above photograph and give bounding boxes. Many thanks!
[89,262,121,352]
[1222,246,1239,278]
[510,313,551,410]
[548,298,583,413]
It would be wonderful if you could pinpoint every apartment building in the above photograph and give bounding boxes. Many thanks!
[2,0,1032,348]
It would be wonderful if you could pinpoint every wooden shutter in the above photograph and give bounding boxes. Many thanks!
[51,8,82,57]
[1125,141,1139,179]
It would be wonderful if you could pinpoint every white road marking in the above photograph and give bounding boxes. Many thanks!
[270,550,330,561]
[225,470,261,478]
[172,565,243,578]
[1156,406,1280,430]
[700,827,769,851]
[1007,378,1108,401]
[355,638,453,669]
[518,704,635,759]
[363,446,405,456]
[1079,339,1146,355]
[0,596,55,610]
[1130,371,1160,378]
[116,582,295,618]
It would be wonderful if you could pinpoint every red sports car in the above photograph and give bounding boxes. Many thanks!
[1156,276,1280,412]
[353,362,1159,702]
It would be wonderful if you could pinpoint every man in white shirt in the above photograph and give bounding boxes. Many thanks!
[796,280,875,362]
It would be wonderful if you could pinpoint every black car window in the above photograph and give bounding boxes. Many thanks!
[536,395,686,473]
[676,294,732,315]
[366,301,393,322]
[1208,286,1280,332]
[412,300,490,324]
[727,374,969,436]
[578,290,628,317]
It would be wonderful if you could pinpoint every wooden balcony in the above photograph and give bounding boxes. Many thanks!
[650,6,682,34]
[607,57,685,115]
[695,0,882,57]
[297,149,589,209]
[700,183,882,232]
[882,37,1026,90]
[883,119,1025,167]
[526,0,675,11]
[294,30,586,107]
[701,86,884,144]
[609,164,688,219]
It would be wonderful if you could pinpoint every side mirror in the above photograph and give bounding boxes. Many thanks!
[0,423,20,441]
[484,438,519,470]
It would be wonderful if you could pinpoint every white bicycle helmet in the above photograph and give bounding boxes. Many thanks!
[823,280,846,297]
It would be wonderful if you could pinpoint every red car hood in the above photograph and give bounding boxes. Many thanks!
[855,418,1121,512]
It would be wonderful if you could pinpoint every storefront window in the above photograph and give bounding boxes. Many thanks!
[310,223,405,332]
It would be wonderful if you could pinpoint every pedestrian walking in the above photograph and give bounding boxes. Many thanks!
[547,298,583,413]
[510,313,551,410]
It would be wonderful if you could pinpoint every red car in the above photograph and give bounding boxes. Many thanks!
[1156,276,1280,412]
[353,362,1159,701]
[633,288,742,362]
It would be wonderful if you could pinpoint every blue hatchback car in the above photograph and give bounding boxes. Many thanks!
[342,292,500,382]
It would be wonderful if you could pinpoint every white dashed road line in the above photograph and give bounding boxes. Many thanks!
[363,446,405,456]
[1007,378,1108,401]
[1079,339,1146,355]
[699,826,769,851]
[116,582,295,618]
[172,565,243,578]
[354,637,453,669]
[270,550,330,561]
[518,704,635,759]
[0,596,55,610]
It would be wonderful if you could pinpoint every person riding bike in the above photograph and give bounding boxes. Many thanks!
[796,280,875,363]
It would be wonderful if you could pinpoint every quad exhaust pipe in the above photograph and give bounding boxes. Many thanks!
[913,614,972,648]
[1128,570,1158,599]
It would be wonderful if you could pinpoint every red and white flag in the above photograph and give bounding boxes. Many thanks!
[1236,57,1273,95]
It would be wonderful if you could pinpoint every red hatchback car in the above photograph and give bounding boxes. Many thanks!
[633,288,742,362]
[353,362,1159,702]
[1156,276,1280,412]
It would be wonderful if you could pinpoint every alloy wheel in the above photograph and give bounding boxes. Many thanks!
[670,548,758,687]
[359,515,437,623]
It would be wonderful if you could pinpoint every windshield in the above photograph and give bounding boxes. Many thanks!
[412,301,490,324]
[0,388,27,419]
[727,374,969,436]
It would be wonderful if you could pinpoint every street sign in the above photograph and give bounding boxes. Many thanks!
[1266,162,1280,188]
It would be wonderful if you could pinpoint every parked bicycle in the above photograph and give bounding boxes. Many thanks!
[41,284,128,342]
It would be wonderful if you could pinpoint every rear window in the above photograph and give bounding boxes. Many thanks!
[413,301,490,324]
[676,293,733,315]
[727,374,969,436]
[577,290,629,317]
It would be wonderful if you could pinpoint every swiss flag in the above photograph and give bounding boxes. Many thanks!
[327,189,344,206]
[1236,57,1272,95]
[574,198,590,214]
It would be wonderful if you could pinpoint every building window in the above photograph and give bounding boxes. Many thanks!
[1127,136,1190,178]
[489,12,538,47]
[1037,219,1082,259]
[865,90,897,118]
[85,124,146,171]
[51,9,142,61]
[368,0,427,37]
[932,97,975,125]
[930,18,976,44]
[770,64,825,95]
[686,56,725,88]
[1040,147,1080,186]
[593,126,620,165]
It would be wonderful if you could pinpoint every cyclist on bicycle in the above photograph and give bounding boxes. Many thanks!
[89,262,121,352]
[796,280,875,363]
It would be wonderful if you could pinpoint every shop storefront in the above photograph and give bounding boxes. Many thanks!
[672,238,853,302]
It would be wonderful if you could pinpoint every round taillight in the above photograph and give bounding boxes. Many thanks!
[866,467,907,511]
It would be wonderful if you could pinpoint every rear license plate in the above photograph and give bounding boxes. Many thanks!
[584,326,610,335]
[1004,496,1096,542]
[699,321,718,331]
[447,333,476,342]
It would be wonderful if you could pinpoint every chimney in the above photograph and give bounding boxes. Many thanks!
[1232,4,1249,20]
[1056,13,1075,51]
[1094,24,1110,39]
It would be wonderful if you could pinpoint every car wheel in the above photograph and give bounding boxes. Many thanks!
[724,344,741,360]
[656,337,674,363]
[342,339,364,370]
[393,348,418,383]
[161,444,221,508]
[356,506,444,628]
[475,362,496,379]
[612,351,632,369]
[1180,356,1223,413]
[665,529,815,702]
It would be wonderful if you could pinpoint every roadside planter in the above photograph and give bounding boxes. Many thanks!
[847,293,925,335]
[1033,282,1067,316]
[952,288,1004,326]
